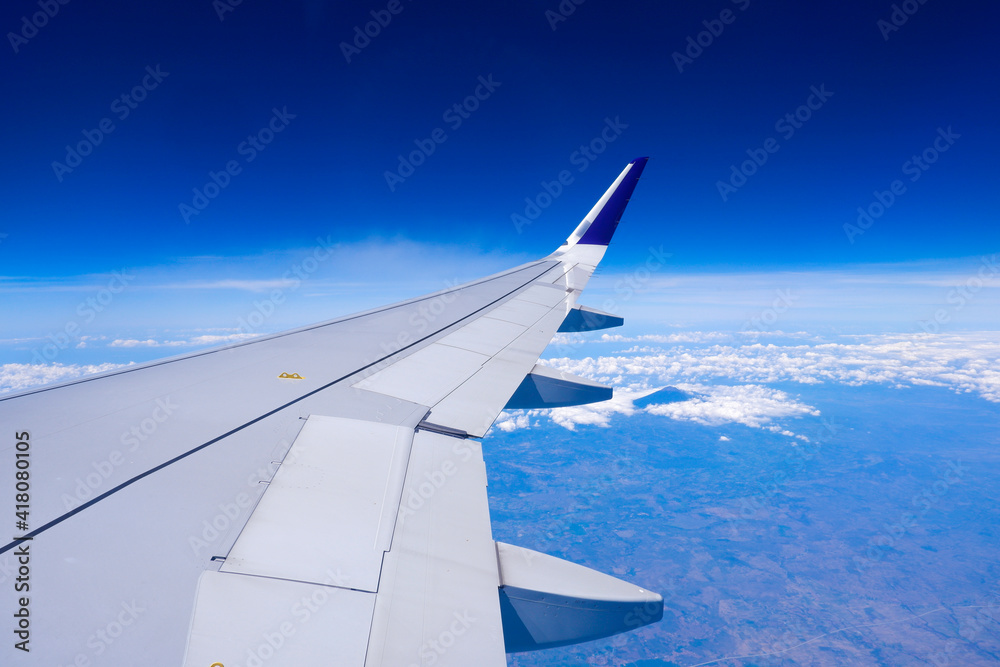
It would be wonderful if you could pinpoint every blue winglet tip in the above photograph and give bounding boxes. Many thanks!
[576,157,649,246]
[628,156,650,170]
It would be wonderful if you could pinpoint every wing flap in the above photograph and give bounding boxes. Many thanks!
[365,430,505,667]
[182,570,375,667]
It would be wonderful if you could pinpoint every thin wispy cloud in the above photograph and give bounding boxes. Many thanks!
[108,333,260,348]
[154,279,299,292]
[586,255,1000,331]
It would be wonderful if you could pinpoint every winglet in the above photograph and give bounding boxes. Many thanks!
[561,157,648,248]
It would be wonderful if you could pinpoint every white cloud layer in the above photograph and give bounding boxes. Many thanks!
[544,332,1000,403]
[1,362,128,395]
[496,331,999,434]
[4,332,996,444]
[498,384,819,437]
[643,384,819,428]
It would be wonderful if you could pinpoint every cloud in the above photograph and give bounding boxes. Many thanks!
[542,332,1000,403]
[643,383,819,429]
[497,384,818,438]
[1,362,129,395]
[494,413,530,432]
[108,333,260,348]
[543,390,648,430]
[597,332,734,344]
[109,339,173,348]
[493,331,999,435]
[550,331,759,350]
[587,255,1000,330]
[497,390,646,432]
[156,279,298,292]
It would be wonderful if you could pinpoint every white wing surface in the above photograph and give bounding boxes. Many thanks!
[0,158,660,666]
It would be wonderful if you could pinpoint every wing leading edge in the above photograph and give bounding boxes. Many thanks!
[0,158,660,667]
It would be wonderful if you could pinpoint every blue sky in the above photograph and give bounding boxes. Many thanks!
[1,0,998,367]
[3,5,997,662]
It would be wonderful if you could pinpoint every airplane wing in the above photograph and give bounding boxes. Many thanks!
[0,157,661,666]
